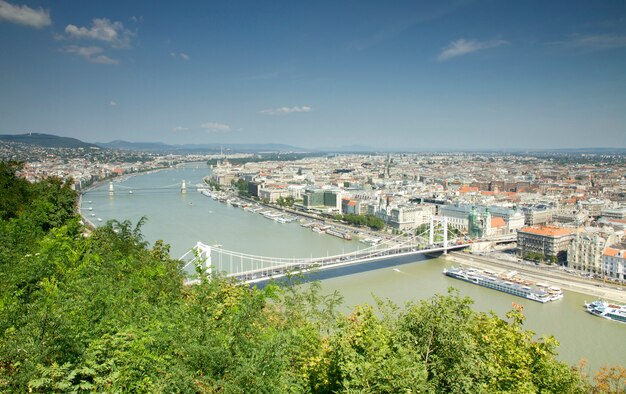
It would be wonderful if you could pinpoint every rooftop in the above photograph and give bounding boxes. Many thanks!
[519,226,573,237]
[459,185,479,193]
[604,245,626,257]
[491,217,506,227]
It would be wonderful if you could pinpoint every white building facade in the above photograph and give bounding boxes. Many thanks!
[604,247,626,282]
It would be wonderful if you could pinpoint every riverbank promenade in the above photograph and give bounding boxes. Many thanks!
[444,252,626,303]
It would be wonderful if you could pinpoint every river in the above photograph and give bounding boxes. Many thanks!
[81,164,625,373]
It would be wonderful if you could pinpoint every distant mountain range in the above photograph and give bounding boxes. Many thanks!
[96,140,309,153]
[313,144,380,153]
[1,133,624,155]
[536,147,626,154]
[0,133,99,149]
[0,133,307,153]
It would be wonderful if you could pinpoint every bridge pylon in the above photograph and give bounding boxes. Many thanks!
[108,181,114,196]
[429,216,449,253]
[181,179,187,194]
[429,218,434,245]
[443,216,448,254]
[180,242,212,280]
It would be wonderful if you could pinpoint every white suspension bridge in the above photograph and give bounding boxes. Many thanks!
[87,179,200,195]
[180,216,471,285]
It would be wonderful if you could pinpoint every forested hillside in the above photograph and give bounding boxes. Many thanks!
[0,161,621,393]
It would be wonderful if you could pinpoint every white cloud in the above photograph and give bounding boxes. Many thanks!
[63,45,119,65]
[129,15,143,24]
[0,0,51,28]
[64,18,134,48]
[172,126,189,132]
[569,34,626,49]
[437,38,508,61]
[259,106,312,115]
[109,100,117,106]
[170,52,190,60]
[91,55,118,64]
[200,122,231,133]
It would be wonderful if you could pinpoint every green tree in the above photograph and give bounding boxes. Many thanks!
[206,178,221,191]
[326,304,428,392]
[231,178,249,197]
[0,161,31,220]
[335,213,384,230]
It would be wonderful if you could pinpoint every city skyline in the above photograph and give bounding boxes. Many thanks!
[1,0,625,150]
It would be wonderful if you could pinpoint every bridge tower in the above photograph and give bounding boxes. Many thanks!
[181,179,187,194]
[429,216,449,252]
[195,241,211,276]
[108,181,114,196]
[429,217,434,245]
[180,242,212,281]
[442,216,448,254]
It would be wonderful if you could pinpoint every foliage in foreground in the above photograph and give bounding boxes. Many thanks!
[0,162,621,392]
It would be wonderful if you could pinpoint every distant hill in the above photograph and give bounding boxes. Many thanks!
[542,147,626,154]
[0,133,99,149]
[314,144,380,153]
[98,140,172,151]
[97,140,309,153]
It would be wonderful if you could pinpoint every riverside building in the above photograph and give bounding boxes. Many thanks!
[387,204,433,230]
[517,226,575,263]
[302,189,342,212]
[568,231,607,275]
[440,204,524,236]
[604,245,626,282]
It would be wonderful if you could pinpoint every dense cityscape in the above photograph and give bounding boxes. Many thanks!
[3,138,626,287]
[210,151,626,281]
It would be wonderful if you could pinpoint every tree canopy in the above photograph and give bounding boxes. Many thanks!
[333,213,385,230]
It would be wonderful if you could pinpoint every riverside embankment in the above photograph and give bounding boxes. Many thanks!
[444,251,626,303]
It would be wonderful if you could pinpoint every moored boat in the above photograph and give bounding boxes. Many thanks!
[546,286,564,301]
[360,237,381,245]
[585,300,626,324]
[326,228,351,240]
[443,267,562,303]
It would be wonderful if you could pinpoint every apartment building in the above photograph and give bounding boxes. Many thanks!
[567,232,606,275]
[601,207,626,220]
[388,204,432,230]
[523,205,554,226]
[604,246,626,281]
[517,226,575,263]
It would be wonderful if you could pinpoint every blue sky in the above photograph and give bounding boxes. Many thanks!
[1,0,625,150]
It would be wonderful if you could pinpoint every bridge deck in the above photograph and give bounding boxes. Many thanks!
[227,244,469,284]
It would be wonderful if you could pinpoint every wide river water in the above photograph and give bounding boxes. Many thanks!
[82,164,625,373]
